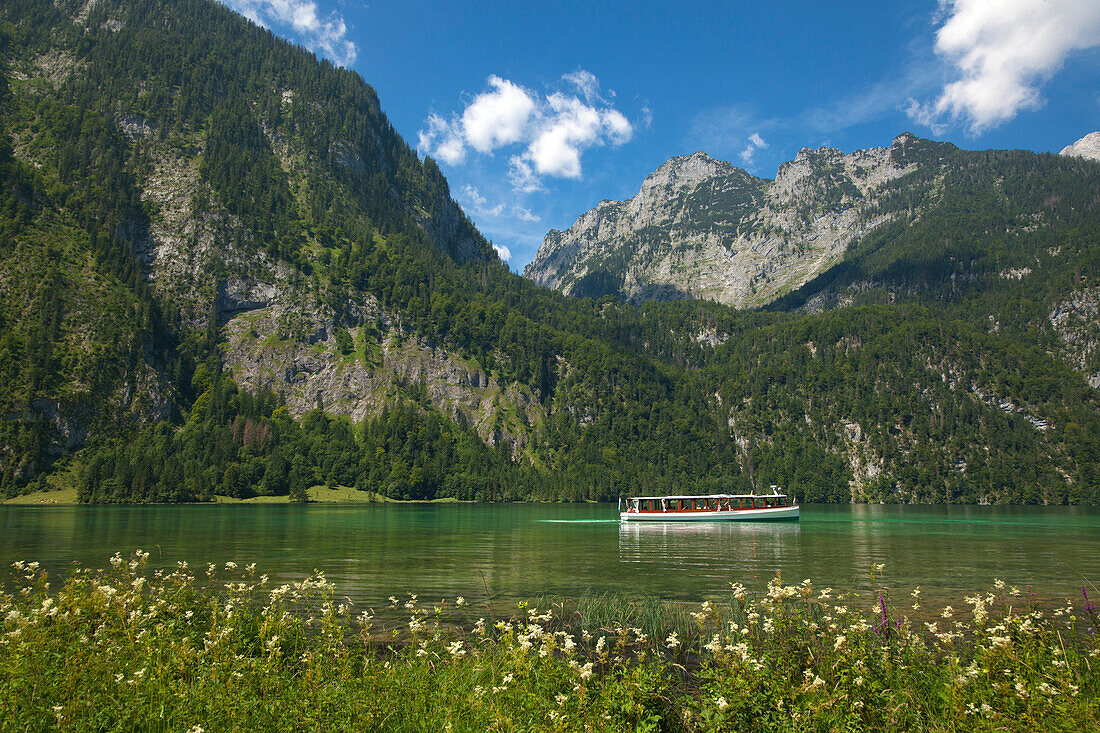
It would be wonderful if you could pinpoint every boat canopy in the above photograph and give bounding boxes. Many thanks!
[625,492,787,501]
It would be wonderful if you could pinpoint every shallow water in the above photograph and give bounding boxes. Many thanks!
[2,503,1097,609]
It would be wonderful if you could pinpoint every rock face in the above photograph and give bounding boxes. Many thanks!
[525,134,924,308]
[1059,132,1100,161]
[220,295,547,461]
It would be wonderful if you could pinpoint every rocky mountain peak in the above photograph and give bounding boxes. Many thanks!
[525,135,928,307]
[639,151,737,193]
[1060,132,1100,161]
[892,131,918,147]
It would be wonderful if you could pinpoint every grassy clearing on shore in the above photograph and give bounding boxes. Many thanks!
[1,486,79,504]
[4,485,466,505]
[1,555,1097,731]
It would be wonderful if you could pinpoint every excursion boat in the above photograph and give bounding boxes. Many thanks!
[618,486,799,522]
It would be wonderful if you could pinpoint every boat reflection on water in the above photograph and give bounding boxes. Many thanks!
[618,520,803,589]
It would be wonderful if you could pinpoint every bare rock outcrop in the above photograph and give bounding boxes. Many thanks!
[524,134,921,308]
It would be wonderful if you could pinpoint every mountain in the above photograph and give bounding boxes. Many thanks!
[2,0,1098,505]
[1060,132,1100,161]
[525,134,925,308]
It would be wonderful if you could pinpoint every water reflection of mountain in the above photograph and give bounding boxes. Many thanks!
[618,521,803,589]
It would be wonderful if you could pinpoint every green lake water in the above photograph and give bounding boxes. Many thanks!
[2,504,1098,610]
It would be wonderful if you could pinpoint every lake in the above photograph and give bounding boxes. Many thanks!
[2,503,1097,611]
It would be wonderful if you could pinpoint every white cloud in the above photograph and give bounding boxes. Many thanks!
[226,0,357,67]
[562,70,601,102]
[458,185,539,224]
[739,132,769,167]
[460,185,504,216]
[462,76,537,154]
[491,243,512,261]
[514,206,540,223]
[910,0,1100,132]
[419,71,634,190]
[418,114,466,165]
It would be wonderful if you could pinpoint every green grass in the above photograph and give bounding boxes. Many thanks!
[4,485,467,505]
[214,486,467,504]
[1,556,1096,731]
[1,486,79,504]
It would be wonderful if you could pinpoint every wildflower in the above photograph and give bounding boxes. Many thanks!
[473,618,486,635]
[834,634,846,651]
[225,562,237,572]
[578,662,594,680]
[705,634,723,654]
[187,727,204,733]
[994,578,1005,590]
[716,696,729,711]
[941,606,954,619]
[874,563,885,572]
[595,636,606,655]
[456,596,467,607]
[665,633,680,649]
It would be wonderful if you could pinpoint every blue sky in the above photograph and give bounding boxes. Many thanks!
[227,1,1100,269]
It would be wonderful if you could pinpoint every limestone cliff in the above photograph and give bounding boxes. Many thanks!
[1060,132,1100,162]
[525,134,924,308]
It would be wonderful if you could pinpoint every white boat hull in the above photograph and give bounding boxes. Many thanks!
[620,505,799,522]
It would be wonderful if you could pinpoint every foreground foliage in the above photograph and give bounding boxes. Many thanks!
[2,555,1097,731]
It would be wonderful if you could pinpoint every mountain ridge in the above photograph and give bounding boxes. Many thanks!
[524,133,926,307]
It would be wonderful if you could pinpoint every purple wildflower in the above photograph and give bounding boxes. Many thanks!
[874,591,892,640]
[1084,587,1097,634]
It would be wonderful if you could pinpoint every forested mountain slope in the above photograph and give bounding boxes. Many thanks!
[769,141,1100,390]
[1,0,1097,504]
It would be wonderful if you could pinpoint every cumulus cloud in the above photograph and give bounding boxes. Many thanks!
[419,71,633,190]
[226,0,357,67]
[909,0,1100,133]
[739,132,769,166]
[462,76,537,154]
